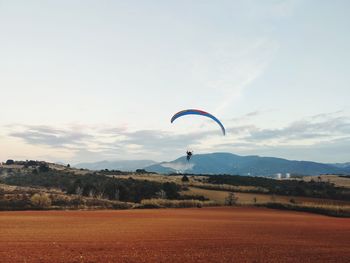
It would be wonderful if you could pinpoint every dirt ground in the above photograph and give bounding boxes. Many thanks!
[0,207,349,263]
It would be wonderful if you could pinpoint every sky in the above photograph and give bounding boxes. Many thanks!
[0,0,349,164]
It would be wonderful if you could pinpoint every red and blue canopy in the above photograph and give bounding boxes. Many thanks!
[171,109,226,135]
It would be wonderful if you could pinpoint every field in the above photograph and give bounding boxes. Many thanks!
[184,187,350,206]
[0,207,349,263]
[302,175,350,188]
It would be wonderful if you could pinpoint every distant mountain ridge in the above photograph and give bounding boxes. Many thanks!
[329,162,350,170]
[75,160,156,171]
[144,153,350,176]
[73,153,350,176]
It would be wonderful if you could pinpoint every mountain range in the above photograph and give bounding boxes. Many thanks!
[75,153,350,176]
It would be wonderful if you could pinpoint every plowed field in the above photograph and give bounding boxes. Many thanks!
[0,207,349,262]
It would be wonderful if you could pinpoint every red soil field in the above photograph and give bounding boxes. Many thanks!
[0,207,349,263]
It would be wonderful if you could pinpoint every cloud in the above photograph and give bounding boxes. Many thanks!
[120,129,215,149]
[226,110,264,123]
[244,114,350,142]
[7,124,218,161]
[310,110,344,120]
[9,125,92,148]
[5,112,350,163]
[238,136,350,163]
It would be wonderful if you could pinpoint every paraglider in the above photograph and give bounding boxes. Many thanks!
[186,150,193,162]
[171,109,226,135]
[171,109,226,162]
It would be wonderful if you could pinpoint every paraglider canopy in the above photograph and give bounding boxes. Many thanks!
[171,109,226,135]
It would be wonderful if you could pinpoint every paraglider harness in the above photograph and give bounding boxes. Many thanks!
[186,150,193,161]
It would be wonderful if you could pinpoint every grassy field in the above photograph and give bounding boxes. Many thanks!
[116,174,268,192]
[302,175,350,188]
[1,164,349,216]
[184,187,350,206]
[109,173,350,216]
[183,186,350,217]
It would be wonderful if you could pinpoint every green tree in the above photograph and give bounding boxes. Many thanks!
[5,160,14,165]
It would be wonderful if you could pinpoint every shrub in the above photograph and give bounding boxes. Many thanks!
[0,199,31,211]
[225,192,238,206]
[38,163,50,173]
[179,194,209,201]
[27,160,39,166]
[134,203,162,209]
[30,193,52,208]
[111,201,132,209]
[181,175,189,183]
[140,199,218,208]
[50,195,70,207]
[5,160,15,165]
[70,196,85,207]
[162,182,180,199]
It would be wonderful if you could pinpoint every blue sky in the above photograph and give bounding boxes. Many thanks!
[0,0,349,163]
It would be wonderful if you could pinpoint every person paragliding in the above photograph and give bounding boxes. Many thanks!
[186,150,193,162]
[171,109,225,162]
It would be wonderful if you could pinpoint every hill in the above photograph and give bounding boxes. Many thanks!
[145,152,349,176]
[329,162,350,172]
[1,159,350,216]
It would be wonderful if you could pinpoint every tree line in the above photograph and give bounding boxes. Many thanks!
[206,175,350,200]
[2,170,181,203]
